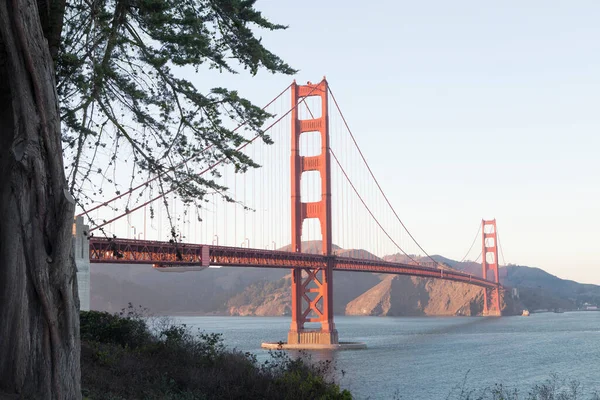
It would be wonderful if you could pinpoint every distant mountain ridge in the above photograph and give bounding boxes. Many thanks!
[430,255,600,310]
[90,242,600,315]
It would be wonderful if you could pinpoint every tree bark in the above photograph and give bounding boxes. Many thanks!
[0,0,80,399]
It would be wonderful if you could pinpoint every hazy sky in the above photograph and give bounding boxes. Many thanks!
[178,2,600,283]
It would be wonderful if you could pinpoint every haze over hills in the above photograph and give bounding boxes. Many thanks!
[430,255,600,310]
[91,242,600,316]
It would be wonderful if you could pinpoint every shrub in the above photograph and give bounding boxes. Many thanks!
[80,307,351,399]
[80,306,151,349]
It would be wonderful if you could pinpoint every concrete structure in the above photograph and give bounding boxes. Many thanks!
[261,341,367,350]
[73,216,90,311]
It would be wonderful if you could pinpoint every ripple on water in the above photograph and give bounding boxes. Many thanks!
[175,312,600,399]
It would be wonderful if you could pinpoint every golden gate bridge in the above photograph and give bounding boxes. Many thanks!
[74,78,503,348]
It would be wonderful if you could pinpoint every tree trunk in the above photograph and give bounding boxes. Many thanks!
[0,0,80,399]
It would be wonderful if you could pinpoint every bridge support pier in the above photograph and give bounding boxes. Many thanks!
[74,216,90,311]
[483,286,502,316]
[261,78,364,350]
[287,330,339,346]
[287,260,338,345]
[482,219,502,316]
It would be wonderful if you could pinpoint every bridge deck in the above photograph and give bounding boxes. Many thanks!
[88,238,498,289]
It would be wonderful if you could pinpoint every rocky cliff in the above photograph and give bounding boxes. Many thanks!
[346,274,527,316]
[345,275,485,316]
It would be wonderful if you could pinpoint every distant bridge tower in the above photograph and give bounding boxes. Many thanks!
[481,219,501,316]
[288,78,338,345]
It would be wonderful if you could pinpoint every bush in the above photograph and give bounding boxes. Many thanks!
[266,351,352,400]
[80,307,351,399]
[80,305,152,349]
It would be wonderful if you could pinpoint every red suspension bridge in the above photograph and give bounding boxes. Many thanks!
[75,78,503,347]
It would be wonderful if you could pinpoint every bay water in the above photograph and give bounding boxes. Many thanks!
[174,313,600,399]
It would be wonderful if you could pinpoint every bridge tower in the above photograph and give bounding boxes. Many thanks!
[481,219,502,316]
[288,78,339,345]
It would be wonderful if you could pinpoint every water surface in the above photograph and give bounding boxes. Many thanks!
[175,313,600,399]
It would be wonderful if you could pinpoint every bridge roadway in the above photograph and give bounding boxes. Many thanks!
[89,237,498,289]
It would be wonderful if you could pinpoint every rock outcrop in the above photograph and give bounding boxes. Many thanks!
[345,275,486,316]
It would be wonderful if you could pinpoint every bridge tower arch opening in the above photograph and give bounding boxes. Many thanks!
[482,219,502,316]
[288,78,339,345]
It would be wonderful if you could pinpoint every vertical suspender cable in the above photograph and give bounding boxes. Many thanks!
[329,86,440,267]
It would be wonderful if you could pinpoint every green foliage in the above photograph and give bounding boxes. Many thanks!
[263,351,352,400]
[57,0,296,220]
[80,307,152,349]
[80,307,351,399]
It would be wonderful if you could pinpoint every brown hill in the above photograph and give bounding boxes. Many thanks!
[345,275,486,316]
[430,256,600,310]
[345,275,524,316]
[383,253,420,264]
[278,241,381,261]
[335,248,380,260]
[277,240,342,254]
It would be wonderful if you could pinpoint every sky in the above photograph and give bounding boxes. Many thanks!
[209,1,600,283]
[95,2,599,284]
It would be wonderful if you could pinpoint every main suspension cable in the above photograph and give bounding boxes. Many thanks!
[460,223,482,263]
[90,84,320,233]
[328,85,440,267]
[330,148,419,264]
[497,230,507,266]
[78,83,293,218]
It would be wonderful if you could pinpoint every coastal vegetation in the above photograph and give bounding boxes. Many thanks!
[80,306,351,399]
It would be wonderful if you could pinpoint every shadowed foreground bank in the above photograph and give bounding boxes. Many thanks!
[80,308,600,400]
[80,307,351,399]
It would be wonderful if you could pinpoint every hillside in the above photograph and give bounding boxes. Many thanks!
[277,240,342,254]
[91,265,287,314]
[345,275,524,316]
[225,270,382,316]
[345,275,485,316]
[430,255,600,310]
[503,265,600,310]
